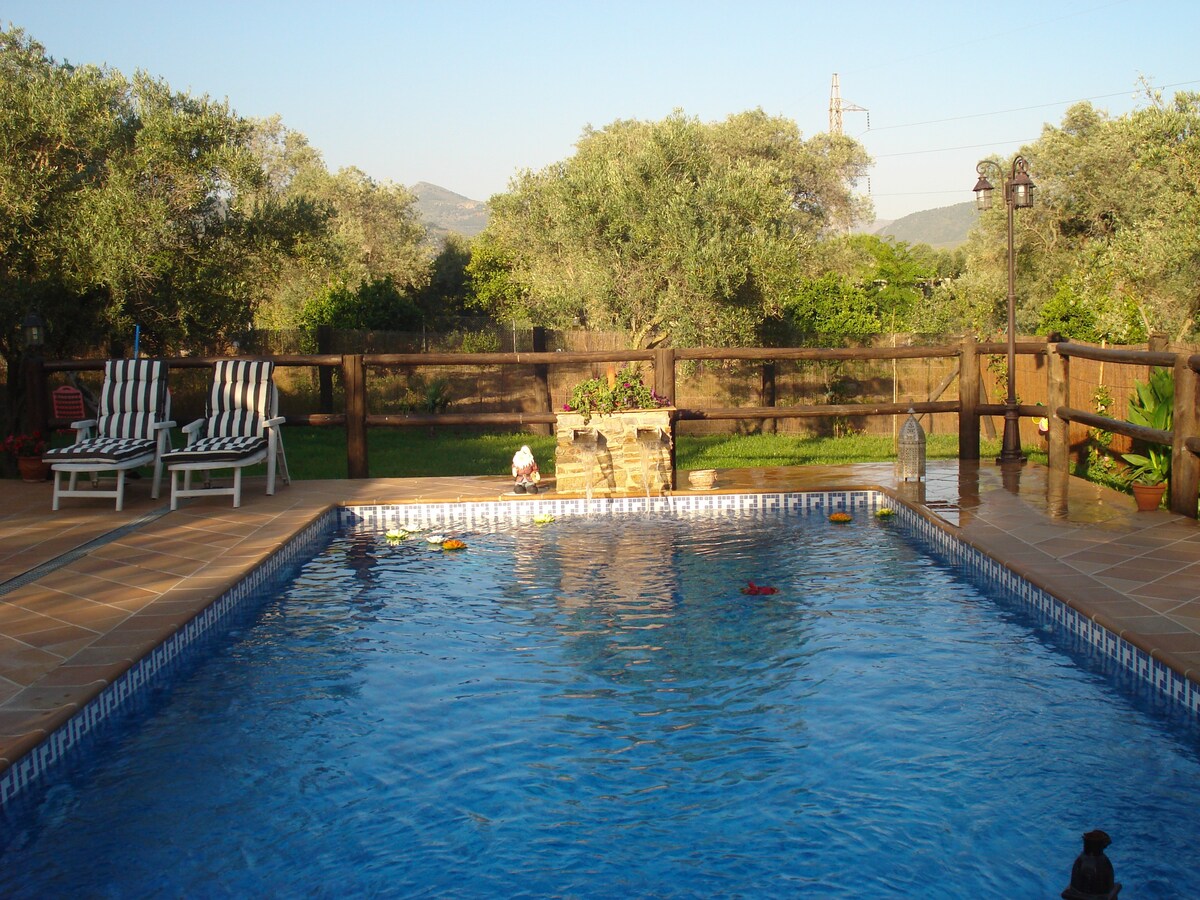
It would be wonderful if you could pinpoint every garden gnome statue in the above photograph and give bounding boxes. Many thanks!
[512,445,541,494]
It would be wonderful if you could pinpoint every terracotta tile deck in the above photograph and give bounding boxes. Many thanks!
[1,460,1199,777]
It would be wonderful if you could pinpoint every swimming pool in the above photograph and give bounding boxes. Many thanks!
[2,504,1198,897]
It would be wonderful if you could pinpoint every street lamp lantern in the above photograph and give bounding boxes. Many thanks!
[1009,159,1034,208]
[21,311,45,350]
[972,175,995,211]
[973,154,1035,464]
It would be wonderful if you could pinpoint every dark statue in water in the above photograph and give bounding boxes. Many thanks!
[1062,830,1121,900]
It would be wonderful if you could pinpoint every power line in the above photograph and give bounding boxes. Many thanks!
[863,79,1200,134]
[870,189,969,198]
[874,138,1038,159]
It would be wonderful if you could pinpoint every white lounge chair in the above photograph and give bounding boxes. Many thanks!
[43,359,174,511]
[165,359,289,509]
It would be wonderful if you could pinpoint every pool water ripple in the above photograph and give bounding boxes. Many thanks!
[4,513,1200,897]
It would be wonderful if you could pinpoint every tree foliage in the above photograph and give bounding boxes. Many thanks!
[0,26,432,368]
[0,28,118,368]
[478,109,870,348]
[779,274,880,337]
[299,276,422,331]
[957,89,1200,341]
[814,234,964,334]
[246,117,430,330]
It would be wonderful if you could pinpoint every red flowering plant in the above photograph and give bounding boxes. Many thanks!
[3,431,48,459]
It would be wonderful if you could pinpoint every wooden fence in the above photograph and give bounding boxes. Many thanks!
[24,336,1200,518]
[1047,341,1200,518]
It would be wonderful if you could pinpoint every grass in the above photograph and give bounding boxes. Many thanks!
[280,426,1047,481]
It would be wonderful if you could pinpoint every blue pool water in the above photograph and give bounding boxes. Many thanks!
[3,511,1199,897]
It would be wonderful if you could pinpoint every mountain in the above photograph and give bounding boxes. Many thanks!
[874,201,976,249]
[411,182,489,239]
[410,181,974,250]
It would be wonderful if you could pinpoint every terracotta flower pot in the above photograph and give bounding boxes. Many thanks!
[1131,482,1166,512]
[17,457,51,483]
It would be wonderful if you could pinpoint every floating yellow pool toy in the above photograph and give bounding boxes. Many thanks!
[441,539,467,551]
[828,511,853,523]
[875,508,896,519]
[533,513,556,525]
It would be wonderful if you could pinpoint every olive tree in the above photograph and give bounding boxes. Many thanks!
[478,109,870,348]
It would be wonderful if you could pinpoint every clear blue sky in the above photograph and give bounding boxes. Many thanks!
[5,0,1197,222]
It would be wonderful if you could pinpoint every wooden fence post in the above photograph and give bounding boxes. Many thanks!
[958,336,980,460]
[761,362,777,434]
[23,356,48,437]
[318,324,334,415]
[1171,353,1199,518]
[530,326,551,436]
[653,347,676,405]
[654,347,677,488]
[343,354,368,478]
[1047,340,1070,517]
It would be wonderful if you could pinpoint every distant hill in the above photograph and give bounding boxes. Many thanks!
[411,182,489,240]
[874,201,976,249]
[411,182,974,250]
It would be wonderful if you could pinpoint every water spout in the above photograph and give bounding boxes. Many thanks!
[635,427,665,445]
[634,427,665,500]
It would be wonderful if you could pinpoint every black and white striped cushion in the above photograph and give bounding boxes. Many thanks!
[206,359,273,438]
[163,435,267,463]
[44,436,157,464]
[95,359,168,440]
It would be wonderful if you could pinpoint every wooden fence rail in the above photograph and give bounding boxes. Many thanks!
[24,336,1200,518]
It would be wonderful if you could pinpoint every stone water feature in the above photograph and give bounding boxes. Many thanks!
[554,408,674,497]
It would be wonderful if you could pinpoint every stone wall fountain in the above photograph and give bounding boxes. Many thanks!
[554,408,674,497]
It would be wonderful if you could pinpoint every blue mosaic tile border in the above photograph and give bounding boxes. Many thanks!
[0,509,338,811]
[6,489,1197,810]
[336,489,882,532]
[890,502,1200,717]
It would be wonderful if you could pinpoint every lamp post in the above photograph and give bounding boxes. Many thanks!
[21,311,48,437]
[973,155,1034,464]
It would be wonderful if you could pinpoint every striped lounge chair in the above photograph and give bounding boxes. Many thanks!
[165,359,289,509]
[43,359,174,511]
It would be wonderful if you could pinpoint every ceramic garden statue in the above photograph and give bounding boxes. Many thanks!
[511,445,541,494]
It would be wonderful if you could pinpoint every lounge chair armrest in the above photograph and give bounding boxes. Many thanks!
[154,419,176,431]
[265,416,286,428]
[70,418,96,442]
[180,418,206,448]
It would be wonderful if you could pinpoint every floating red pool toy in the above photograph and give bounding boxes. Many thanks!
[740,581,779,595]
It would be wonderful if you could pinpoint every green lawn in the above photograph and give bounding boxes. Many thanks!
[281,426,1041,481]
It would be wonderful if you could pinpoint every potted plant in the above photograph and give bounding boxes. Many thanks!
[562,364,669,424]
[3,431,50,482]
[1122,368,1172,511]
[1124,445,1169,510]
